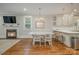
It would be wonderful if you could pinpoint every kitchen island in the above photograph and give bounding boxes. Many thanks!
[53,29,79,49]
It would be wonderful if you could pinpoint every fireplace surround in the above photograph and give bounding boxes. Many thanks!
[6,29,17,39]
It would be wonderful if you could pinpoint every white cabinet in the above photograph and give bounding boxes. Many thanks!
[62,14,73,26]
[54,31,72,47]
[55,14,73,26]
[63,35,71,47]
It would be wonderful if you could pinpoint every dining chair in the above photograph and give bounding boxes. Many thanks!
[32,35,41,47]
[44,34,52,47]
[40,35,45,46]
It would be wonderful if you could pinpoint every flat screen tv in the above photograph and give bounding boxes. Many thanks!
[3,16,16,23]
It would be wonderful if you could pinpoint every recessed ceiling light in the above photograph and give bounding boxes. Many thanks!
[24,8,27,11]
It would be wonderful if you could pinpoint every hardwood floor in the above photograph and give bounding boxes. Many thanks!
[2,38,79,55]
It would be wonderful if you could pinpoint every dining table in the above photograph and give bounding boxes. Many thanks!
[29,31,54,35]
[29,31,54,47]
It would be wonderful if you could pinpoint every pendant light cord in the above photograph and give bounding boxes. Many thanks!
[38,8,41,17]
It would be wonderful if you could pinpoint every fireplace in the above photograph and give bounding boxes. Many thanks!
[6,29,17,39]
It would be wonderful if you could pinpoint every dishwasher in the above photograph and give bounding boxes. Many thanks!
[71,37,79,49]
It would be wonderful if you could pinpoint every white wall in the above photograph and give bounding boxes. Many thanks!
[0,15,53,38]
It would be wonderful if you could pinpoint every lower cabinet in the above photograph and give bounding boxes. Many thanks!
[54,31,79,49]
[59,34,71,47]
[62,35,79,49]
[74,39,79,49]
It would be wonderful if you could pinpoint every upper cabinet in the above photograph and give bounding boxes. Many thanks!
[55,14,74,26]
[62,14,73,26]
[24,16,32,30]
[56,15,63,26]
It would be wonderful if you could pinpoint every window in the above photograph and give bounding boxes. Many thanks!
[24,16,32,29]
[52,16,56,26]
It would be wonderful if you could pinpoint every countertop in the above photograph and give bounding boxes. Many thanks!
[54,29,79,34]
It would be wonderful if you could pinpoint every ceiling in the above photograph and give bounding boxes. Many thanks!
[0,3,79,16]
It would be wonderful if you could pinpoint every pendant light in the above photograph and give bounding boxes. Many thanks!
[38,8,44,21]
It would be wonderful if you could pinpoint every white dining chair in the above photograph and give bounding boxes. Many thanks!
[32,35,41,47]
[40,35,45,46]
[44,34,52,47]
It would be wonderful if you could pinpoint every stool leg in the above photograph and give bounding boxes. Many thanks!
[40,42,41,47]
[45,41,47,47]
